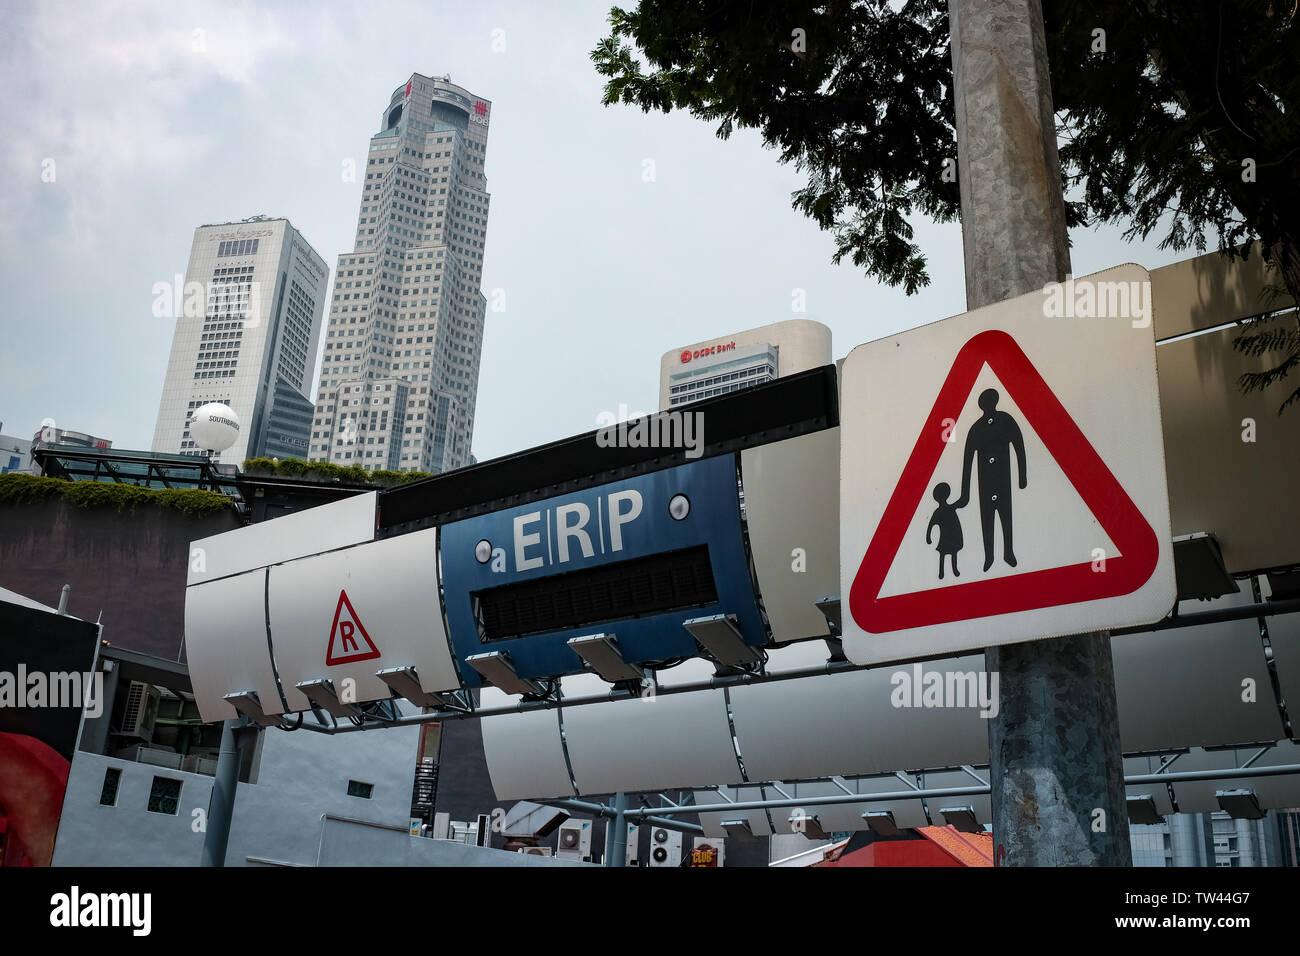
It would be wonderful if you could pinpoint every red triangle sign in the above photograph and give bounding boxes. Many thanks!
[849,329,1159,634]
[326,589,381,665]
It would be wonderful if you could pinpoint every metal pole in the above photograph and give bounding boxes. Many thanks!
[201,718,244,867]
[607,792,629,868]
[542,797,704,835]
[948,0,1131,865]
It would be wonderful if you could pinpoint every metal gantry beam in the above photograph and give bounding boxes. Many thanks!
[624,761,1300,819]
[533,748,1300,827]
[541,798,704,836]
[284,595,1300,735]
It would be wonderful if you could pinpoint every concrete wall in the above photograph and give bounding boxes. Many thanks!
[225,713,422,866]
[53,709,579,867]
[0,497,241,660]
[53,751,213,867]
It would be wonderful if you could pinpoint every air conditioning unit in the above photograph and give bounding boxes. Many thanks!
[556,818,593,861]
[448,820,479,844]
[519,846,553,857]
[626,823,640,866]
[647,826,682,868]
[691,836,725,868]
[431,812,451,841]
[120,681,161,742]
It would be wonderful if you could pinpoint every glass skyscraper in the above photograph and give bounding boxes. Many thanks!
[310,73,491,474]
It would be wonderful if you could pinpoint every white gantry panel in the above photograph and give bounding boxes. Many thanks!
[479,687,575,801]
[185,569,284,723]
[729,657,990,782]
[1113,588,1282,752]
[187,491,376,584]
[740,428,839,644]
[560,673,742,795]
[267,528,460,713]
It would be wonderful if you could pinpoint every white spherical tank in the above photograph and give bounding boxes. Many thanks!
[190,403,241,453]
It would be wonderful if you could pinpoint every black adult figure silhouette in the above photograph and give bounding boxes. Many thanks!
[954,388,1027,572]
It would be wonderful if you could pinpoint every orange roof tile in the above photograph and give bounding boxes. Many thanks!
[917,825,994,866]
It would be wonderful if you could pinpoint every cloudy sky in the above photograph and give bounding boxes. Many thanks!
[0,0,1183,463]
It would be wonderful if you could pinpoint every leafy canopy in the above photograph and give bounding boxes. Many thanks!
[592,0,1300,409]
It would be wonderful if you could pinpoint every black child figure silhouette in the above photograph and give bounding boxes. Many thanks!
[955,387,1028,572]
[926,482,963,580]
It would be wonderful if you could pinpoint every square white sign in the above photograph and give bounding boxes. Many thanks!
[839,264,1176,665]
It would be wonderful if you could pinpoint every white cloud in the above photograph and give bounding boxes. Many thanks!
[0,0,324,246]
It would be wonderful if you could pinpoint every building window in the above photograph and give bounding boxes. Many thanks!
[217,238,259,258]
[147,777,182,815]
[99,768,122,807]
[347,780,374,799]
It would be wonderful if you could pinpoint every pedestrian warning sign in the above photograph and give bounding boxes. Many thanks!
[326,589,381,665]
[851,328,1160,632]
[839,264,1176,665]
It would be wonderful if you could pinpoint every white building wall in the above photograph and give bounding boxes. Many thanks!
[52,712,580,867]
[0,431,32,474]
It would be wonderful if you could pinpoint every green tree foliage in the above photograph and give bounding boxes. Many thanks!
[592,0,1300,410]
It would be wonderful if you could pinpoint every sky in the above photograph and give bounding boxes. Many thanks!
[0,0,1188,464]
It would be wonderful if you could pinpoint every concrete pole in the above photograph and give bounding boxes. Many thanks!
[948,0,1132,865]
[200,718,243,867]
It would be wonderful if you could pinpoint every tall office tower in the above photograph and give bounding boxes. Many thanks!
[152,217,329,465]
[309,73,491,474]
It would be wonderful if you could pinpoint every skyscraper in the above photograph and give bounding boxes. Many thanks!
[152,217,329,465]
[309,73,492,474]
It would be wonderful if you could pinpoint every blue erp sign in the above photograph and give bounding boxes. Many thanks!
[438,454,766,687]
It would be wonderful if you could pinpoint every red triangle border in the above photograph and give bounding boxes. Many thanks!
[326,588,382,665]
[848,329,1159,634]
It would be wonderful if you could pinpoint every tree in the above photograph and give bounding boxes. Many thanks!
[592,0,1300,411]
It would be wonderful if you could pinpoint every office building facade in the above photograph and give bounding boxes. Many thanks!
[309,73,491,474]
[659,319,832,410]
[1129,810,1293,867]
[151,217,329,466]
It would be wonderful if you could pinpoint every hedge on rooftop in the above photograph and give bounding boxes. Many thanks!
[242,457,435,485]
[0,473,233,517]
